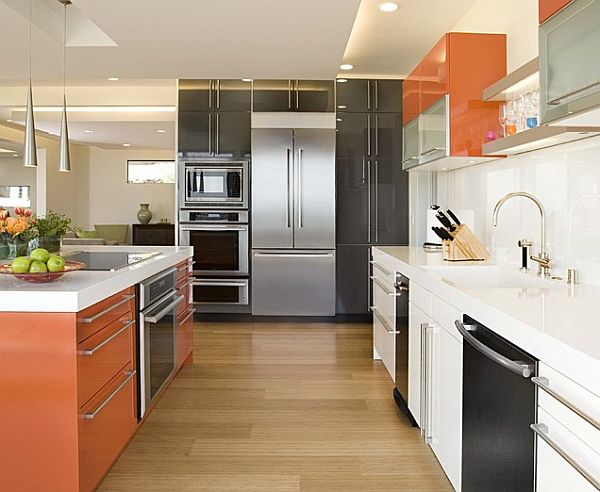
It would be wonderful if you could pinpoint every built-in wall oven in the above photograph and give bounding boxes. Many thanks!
[179,209,250,312]
[138,268,184,418]
[180,159,248,209]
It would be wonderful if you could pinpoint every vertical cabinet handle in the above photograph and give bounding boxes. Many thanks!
[420,322,428,436]
[367,114,372,156]
[216,79,221,109]
[425,324,435,444]
[208,113,213,155]
[216,113,220,155]
[209,80,213,109]
[367,159,371,243]
[286,148,292,228]
[375,114,379,156]
[375,80,379,110]
[367,80,371,110]
[374,160,379,243]
[288,80,292,110]
[295,80,299,110]
[298,148,303,228]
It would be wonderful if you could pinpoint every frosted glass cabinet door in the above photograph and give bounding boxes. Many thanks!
[418,96,448,165]
[402,118,420,170]
[541,0,600,123]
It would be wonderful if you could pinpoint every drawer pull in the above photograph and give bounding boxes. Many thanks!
[369,260,393,276]
[79,319,134,356]
[78,295,135,324]
[532,376,600,431]
[531,423,600,490]
[177,278,193,290]
[370,276,401,297]
[372,307,399,335]
[81,370,136,420]
[180,308,196,325]
[177,263,191,273]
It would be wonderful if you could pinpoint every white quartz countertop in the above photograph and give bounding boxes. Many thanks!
[374,246,600,397]
[0,245,193,313]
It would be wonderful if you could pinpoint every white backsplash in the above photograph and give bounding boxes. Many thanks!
[432,135,600,286]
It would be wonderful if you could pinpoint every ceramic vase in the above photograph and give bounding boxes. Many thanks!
[137,203,153,225]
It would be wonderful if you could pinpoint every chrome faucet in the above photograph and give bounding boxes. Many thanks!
[492,192,551,277]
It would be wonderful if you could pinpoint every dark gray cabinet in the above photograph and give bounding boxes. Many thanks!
[214,111,251,157]
[178,79,211,111]
[336,113,402,161]
[178,79,251,112]
[372,113,403,160]
[336,79,402,113]
[336,113,369,159]
[336,159,369,244]
[178,111,211,155]
[253,79,335,112]
[372,159,409,245]
[336,245,371,315]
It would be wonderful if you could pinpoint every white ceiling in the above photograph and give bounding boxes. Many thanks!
[341,0,480,77]
[0,0,485,149]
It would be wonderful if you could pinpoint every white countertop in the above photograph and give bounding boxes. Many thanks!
[374,246,600,397]
[0,245,193,313]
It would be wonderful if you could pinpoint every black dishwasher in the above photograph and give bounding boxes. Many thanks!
[456,316,537,492]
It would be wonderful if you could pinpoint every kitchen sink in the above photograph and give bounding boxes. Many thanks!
[422,265,563,289]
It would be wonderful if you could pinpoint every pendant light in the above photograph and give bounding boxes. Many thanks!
[58,0,71,172]
[23,0,38,168]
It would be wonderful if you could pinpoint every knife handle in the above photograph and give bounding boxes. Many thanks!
[446,209,461,225]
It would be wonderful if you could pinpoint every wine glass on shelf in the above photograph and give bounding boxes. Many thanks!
[499,103,508,138]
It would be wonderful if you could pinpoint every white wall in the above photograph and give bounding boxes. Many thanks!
[81,148,175,235]
[0,155,37,211]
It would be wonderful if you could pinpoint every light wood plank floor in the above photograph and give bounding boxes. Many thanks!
[99,322,452,492]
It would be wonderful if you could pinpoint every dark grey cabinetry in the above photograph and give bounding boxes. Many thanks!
[178,79,251,157]
[336,79,402,113]
[253,79,335,112]
[336,245,371,315]
[335,78,407,316]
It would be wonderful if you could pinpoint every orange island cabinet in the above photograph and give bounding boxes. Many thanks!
[0,258,193,492]
[403,32,507,164]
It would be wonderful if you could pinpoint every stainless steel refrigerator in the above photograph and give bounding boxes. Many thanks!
[251,128,336,316]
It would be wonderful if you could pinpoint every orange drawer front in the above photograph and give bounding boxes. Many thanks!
[77,288,135,343]
[177,307,195,368]
[176,276,192,316]
[176,259,192,282]
[78,315,135,408]
[79,366,136,492]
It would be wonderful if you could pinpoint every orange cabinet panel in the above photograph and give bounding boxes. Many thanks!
[78,314,135,408]
[402,64,421,124]
[539,0,573,22]
[447,33,506,157]
[177,307,195,368]
[176,258,192,282]
[420,35,449,114]
[77,287,135,343]
[78,365,136,492]
[176,274,192,317]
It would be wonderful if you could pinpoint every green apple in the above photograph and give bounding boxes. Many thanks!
[11,257,31,274]
[29,260,48,273]
[30,248,50,263]
[47,255,66,273]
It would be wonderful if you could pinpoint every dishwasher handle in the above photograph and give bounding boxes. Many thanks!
[455,320,535,378]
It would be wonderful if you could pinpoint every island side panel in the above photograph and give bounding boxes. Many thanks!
[0,312,80,492]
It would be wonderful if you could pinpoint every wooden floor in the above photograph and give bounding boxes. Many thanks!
[99,322,452,492]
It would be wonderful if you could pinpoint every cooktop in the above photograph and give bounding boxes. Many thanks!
[64,251,160,271]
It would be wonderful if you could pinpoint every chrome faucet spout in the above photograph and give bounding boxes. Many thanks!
[492,192,549,276]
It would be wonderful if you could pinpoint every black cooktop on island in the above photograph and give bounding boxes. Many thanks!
[64,251,160,271]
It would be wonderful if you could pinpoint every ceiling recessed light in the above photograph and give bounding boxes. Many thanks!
[379,2,399,12]
[108,77,119,81]
[336,118,343,122]
[340,64,354,71]
[241,78,252,82]
[156,129,167,133]
[84,129,94,133]
[336,78,348,83]
[337,105,347,109]
[13,154,19,157]
[122,143,131,147]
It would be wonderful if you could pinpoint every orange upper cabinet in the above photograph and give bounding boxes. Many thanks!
[402,32,506,169]
[420,35,449,114]
[402,64,421,124]
[539,0,573,22]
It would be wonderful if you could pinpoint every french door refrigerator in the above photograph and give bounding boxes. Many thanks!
[251,128,336,316]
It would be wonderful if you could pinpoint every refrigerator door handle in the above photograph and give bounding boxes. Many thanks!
[286,148,292,228]
[253,252,334,258]
[455,320,535,378]
[298,148,304,228]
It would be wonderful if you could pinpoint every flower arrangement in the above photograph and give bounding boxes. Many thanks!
[0,208,37,259]
[30,210,71,252]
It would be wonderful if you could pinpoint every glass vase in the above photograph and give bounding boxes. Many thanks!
[6,237,29,260]
[29,236,62,254]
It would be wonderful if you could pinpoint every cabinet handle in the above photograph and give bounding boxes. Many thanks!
[145,295,185,323]
[208,113,213,154]
[425,324,435,444]
[375,80,379,110]
[177,262,192,273]
[288,80,292,109]
[78,295,135,324]
[367,80,372,110]
[369,275,400,297]
[367,159,371,243]
[547,78,600,106]
[179,307,196,325]
[216,113,220,155]
[531,423,600,490]
[79,319,134,356]
[81,370,136,420]
[295,80,299,110]
[362,156,366,184]
[216,79,220,109]
[420,322,428,436]
[177,278,193,290]
[367,114,372,156]
[374,160,379,243]
[375,114,379,156]
[420,147,444,156]
[532,377,600,431]
[372,306,399,335]
[209,80,213,109]
[369,260,393,276]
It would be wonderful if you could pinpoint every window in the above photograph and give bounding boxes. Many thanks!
[127,160,175,184]
[0,186,31,208]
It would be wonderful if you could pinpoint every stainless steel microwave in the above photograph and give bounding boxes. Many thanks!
[179,159,249,209]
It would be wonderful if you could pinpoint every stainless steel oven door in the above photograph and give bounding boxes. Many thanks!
[184,165,248,208]
[139,291,184,418]
[180,224,249,276]
[192,278,249,306]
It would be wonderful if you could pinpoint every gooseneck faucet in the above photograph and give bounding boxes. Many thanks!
[492,192,551,277]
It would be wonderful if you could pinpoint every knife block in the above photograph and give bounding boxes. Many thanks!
[442,224,490,261]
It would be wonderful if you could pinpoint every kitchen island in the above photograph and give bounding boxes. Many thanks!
[0,245,193,492]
